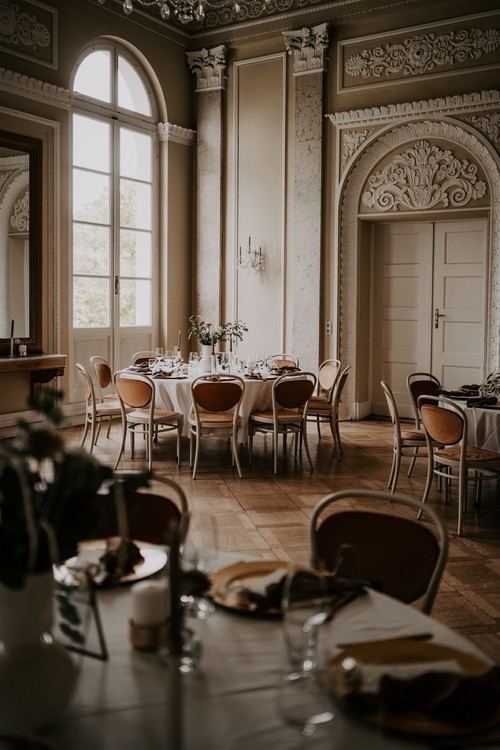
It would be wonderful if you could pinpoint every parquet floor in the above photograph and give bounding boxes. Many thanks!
[67,417,500,662]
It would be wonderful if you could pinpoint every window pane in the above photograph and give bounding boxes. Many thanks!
[120,279,151,326]
[120,128,152,182]
[120,230,152,277]
[118,55,151,116]
[73,277,109,327]
[73,224,110,275]
[73,50,111,103]
[73,115,110,172]
[73,170,110,224]
[120,179,152,230]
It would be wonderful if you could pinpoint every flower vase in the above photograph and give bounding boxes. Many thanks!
[199,344,213,373]
[0,571,78,733]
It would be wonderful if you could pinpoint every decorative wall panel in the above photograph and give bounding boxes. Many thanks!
[0,0,57,69]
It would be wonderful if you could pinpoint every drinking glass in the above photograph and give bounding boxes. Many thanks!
[219,352,230,373]
[277,671,334,739]
[282,568,327,676]
[147,357,156,372]
[155,347,163,358]
[188,352,200,377]
[181,513,218,619]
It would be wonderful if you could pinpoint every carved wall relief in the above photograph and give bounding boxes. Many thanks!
[0,0,57,68]
[458,112,500,152]
[360,140,487,213]
[338,13,500,91]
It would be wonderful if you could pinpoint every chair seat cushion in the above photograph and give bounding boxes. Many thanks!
[128,408,181,423]
[307,400,331,414]
[309,395,329,407]
[94,402,121,416]
[435,446,500,463]
[401,428,426,441]
[251,410,301,423]
[188,412,239,426]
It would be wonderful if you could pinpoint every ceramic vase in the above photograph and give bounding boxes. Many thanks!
[200,344,213,373]
[0,571,78,733]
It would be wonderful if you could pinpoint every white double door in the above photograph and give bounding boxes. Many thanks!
[371,218,488,418]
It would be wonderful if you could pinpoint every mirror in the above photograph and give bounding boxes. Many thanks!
[0,130,42,355]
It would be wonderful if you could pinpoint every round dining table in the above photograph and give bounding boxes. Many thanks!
[47,551,500,750]
[152,374,276,442]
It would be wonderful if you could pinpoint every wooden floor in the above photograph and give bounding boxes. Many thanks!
[68,416,500,662]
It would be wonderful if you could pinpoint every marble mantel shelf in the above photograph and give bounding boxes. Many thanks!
[0,354,67,397]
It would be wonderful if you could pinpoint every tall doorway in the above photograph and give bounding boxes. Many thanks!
[371,218,488,418]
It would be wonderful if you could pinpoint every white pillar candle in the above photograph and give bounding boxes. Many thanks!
[131,580,169,627]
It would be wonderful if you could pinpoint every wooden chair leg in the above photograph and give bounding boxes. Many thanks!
[302,423,314,471]
[192,431,201,479]
[232,432,243,478]
[418,450,434,520]
[80,417,90,448]
[114,420,127,470]
[248,422,254,466]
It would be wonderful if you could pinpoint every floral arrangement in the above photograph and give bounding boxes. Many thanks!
[0,389,146,590]
[188,315,248,349]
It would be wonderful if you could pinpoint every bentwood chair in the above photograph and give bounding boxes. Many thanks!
[132,351,158,365]
[418,395,500,536]
[91,356,118,402]
[266,354,300,369]
[76,363,122,454]
[188,375,245,479]
[97,474,189,544]
[113,371,183,471]
[309,489,448,614]
[381,380,427,492]
[306,358,342,435]
[249,371,316,474]
[307,366,350,459]
[405,372,442,477]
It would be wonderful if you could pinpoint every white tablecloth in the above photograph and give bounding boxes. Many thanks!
[153,376,275,441]
[466,406,500,452]
[47,553,498,750]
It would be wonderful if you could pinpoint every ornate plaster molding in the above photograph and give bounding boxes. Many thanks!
[460,112,500,152]
[345,27,500,80]
[0,153,28,170]
[361,140,487,212]
[283,22,329,75]
[0,65,71,108]
[341,129,369,169]
[339,119,500,416]
[0,0,51,50]
[327,90,500,127]
[157,122,196,146]
[9,189,29,233]
[186,45,227,92]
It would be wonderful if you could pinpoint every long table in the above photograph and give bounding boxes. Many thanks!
[48,553,499,750]
[152,375,275,441]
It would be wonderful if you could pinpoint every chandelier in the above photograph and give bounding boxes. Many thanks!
[96,0,259,24]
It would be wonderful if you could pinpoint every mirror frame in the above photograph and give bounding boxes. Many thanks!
[0,130,42,355]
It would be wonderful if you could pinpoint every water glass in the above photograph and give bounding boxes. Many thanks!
[277,671,334,738]
[159,626,202,674]
[147,357,156,372]
[181,513,217,619]
[155,347,163,358]
[282,568,327,675]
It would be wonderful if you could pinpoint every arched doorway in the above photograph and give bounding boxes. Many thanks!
[338,119,500,419]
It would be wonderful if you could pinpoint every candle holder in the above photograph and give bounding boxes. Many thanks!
[238,236,264,277]
[129,619,168,652]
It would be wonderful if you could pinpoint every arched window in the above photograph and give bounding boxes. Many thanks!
[71,42,157,381]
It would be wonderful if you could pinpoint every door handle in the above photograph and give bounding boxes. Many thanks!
[114,276,120,295]
[434,308,445,329]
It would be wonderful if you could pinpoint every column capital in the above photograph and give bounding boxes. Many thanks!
[283,23,329,75]
[186,45,227,92]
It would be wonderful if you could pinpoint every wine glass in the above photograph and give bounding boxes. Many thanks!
[155,347,163,358]
[188,352,200,377]
[181,513,217,619]
[278,568,334,738]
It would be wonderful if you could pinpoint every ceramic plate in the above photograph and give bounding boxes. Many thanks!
[327,639,499,737]
[209,560,289,615]
[54,540,167,586]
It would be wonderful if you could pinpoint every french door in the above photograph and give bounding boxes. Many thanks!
[371,218,487,418]
[70,114,157,402]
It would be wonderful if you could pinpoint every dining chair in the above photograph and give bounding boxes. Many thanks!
[418,395,500,536]
[309,488,448,614]
[188,374,245,479]
[407,372,442,428]
[90,355,119,402]
[381,380,428,492]
[76,363,123,454]
[248,371,316,475]
[266,354,300,369]
[97,474,189,544]
[113,371,183,471]
[132,351,158,365]
[306,359,341,438]
[306,365,349,458]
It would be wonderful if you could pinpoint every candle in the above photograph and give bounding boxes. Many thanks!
[177,330,181,352]
[10,319,14,339]
[131,580,169,627]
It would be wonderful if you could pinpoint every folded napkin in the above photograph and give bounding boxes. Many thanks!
[466,396,498,408]
[337,659,500,722]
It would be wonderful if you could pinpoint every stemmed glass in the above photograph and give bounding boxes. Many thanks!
[277,568,334,739]
[181,513,217,619]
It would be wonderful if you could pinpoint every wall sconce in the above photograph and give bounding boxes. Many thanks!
[238,236,264,277]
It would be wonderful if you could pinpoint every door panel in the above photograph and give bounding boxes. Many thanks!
[371,218,487,417]
[432,220,487,390]
[371,222,433,417]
